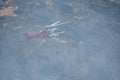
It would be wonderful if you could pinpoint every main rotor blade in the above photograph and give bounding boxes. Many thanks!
[55,21,70,26]
[50,21,61,26]
[46,21,70,28]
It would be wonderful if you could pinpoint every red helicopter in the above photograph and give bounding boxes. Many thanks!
[23,21,69,43]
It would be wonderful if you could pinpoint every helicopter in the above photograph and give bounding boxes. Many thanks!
[23,21,70,43]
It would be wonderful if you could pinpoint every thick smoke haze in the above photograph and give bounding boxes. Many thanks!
[0,0,120,80]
